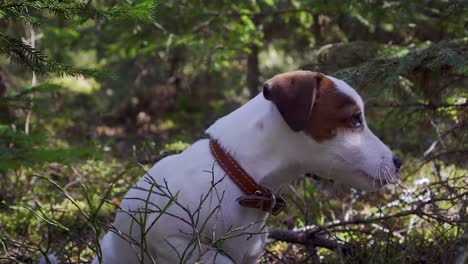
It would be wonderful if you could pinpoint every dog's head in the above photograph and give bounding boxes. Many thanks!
[263,70,401,190]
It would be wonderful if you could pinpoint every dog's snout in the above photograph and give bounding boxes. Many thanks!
[392,155,402,172]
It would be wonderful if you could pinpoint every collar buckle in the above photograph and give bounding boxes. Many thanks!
[209,139,288,215]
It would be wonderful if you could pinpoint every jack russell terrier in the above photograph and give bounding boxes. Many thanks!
[92,71,401,263]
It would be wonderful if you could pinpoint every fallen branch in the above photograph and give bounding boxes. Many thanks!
[268,229,339,251]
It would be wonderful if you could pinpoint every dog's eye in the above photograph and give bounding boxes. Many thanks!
[351,112,363,127]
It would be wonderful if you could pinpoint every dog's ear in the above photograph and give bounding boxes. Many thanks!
[263,71,320,132]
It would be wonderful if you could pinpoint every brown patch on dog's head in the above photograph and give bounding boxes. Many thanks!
[263,71,319,131]
[305,76,361,141]
[264,71,362,141]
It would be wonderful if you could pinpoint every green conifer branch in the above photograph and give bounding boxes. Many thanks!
[0,0,156,76]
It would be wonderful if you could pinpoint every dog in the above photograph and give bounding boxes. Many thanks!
[91,70,401,263]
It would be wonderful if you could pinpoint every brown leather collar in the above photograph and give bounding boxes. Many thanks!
[209,139,287,215]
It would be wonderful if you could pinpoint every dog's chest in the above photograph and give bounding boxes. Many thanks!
[124,139,270,262]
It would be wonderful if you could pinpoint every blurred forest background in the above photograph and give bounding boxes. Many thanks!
[0,0,467,263]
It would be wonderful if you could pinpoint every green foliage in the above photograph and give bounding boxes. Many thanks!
[0,0,467,263]
[0,0,156,23]
[0,82,60,110]
[0,0,156,76]
[0,83,98,171]
[0,0,157,173]
[0,144,97,170]
[0,33,104,76]
[161,140,190,154]
[335,39,468,86]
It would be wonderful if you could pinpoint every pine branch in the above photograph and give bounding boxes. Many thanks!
[0,0,156,76]
[0,33,48,73]
[0,0,157,24]
[334,39,468,86]
[106,0,157,23]
[0,33,110,77]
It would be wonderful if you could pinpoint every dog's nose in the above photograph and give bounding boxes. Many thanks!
[392,155,402,172]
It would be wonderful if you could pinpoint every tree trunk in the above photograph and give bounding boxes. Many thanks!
[247,44,260,98]
[313,14,323,45]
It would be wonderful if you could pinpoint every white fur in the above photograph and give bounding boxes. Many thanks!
[91,76,397,263]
